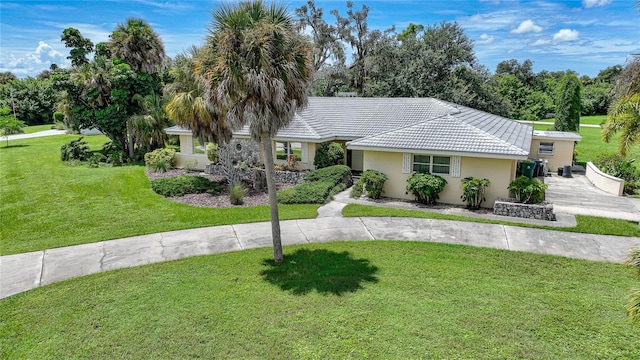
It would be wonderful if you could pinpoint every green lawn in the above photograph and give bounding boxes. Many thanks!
[342,204,640,237]
[0,135,319,255]
[533,115,606,126]
[1,241,638,359]
[21,124,54,134]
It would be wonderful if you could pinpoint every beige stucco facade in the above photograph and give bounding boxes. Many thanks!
[362,150,516,207]
[529,131,581,171]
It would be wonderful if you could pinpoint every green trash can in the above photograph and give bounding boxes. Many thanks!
[521,161,536,179]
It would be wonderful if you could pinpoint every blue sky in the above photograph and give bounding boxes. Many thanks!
[1,0,638,78]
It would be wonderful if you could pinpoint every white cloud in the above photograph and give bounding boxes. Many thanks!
[0,41,68,77]
[511,20,543,34]
[477,33,495,44]
[553,29,580,41]
[583,0,611,8]
[531,38,551,46]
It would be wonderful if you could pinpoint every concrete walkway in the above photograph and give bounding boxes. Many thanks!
[2,213,639,299]
[4,129,67,141]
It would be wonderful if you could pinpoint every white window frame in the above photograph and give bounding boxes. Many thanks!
[412,154,451,175]
[538,142,554,156]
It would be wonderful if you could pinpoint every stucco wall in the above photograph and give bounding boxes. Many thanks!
[362,151,515,207]
[529,138,575,171]
[585,162,624,196]
[174,153,209,170]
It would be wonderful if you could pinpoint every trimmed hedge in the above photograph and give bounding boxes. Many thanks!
[277,165,352,204]
[151,176,223,197]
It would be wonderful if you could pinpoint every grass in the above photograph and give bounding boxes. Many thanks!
[533,115,606,125]
[21,124,54,134]
[343,204,640,237]
[0,135,320,255]
[1,241,638,359]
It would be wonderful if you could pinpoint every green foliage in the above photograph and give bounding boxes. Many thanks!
[100,141,125,166]
[144,148,176,169]
[0,77,57,125]
[277,181,335,204]
[405,171,447,205]
[314,142,345,169]
[361,169,388,199]
[278,165,352,204]
[60,137,91,161]
[229,183,246,205]
[593,153,639,194]
[554,73,582,132]
[460,177,490,210]
[350,178,364,198]
[0,107,24,144]
[507,176,547,204]
[626,246,640,328]
[206,142,219,163]
[61,27,94,67]
[151,176,223,197]
[148,158,171,173]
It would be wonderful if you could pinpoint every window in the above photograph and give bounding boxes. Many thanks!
[538,142,554,156]
[276,141,302,160]
[413,155,450,175]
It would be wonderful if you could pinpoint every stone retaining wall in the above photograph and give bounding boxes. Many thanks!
[493,199,556,221]
[205,164,307,185]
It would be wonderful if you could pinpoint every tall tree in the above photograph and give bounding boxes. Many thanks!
[602,57,640,155]
[61,28,94,67]
[108,18,165,74]
[554,73,582,132]
[164,47,231,145]
[199,0,312,262]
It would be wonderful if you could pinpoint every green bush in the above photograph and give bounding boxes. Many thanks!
[101,142,125,166]
[206,143,219,163]
[144,148,176,169]
[151,176,223,197]
[229,183,246,205]
[508,176,547,204]
[277,165,352,204]
[60,137,91,162]
[406,172,447,205]
[361,170,388,199]
[350,178,364,198]
[278,181,335,204]
[460,177,491,210]
[149,158,171,173]
[593,153,639,195]
[314,142,345,169]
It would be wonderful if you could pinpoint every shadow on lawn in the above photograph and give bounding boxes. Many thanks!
[260,248,379,296]
[1,144,29,149]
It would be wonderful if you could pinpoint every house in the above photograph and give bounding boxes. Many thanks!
[167,97,581,207]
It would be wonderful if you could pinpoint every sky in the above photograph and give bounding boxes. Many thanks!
[1,0,639,78]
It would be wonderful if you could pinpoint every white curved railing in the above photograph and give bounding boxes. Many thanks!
[585,162,624,196]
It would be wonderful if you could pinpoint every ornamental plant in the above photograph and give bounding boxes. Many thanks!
[314,142,344,169]
[144,148,176,169]
[406,172,447,205]
[60,137,92,162]
[460,177,490,210]
[206,143,219,163]
[361,169,388,199]
[507,176,547,204]
[627,246,640,328]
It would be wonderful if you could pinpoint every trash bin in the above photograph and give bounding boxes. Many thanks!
[563,165,572,178]
[557,167,563,176]
[522,161,536,179]
[533,158,544,177]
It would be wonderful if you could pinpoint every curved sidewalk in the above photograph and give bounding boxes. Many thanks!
[2,216,639,299]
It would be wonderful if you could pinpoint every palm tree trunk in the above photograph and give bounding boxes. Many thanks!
[127,118,134,159]
[261,135,283,262]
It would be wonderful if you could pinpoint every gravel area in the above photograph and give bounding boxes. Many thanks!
[145,169,289,208]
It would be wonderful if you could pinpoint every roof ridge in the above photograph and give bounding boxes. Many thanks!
[450,113,530,153]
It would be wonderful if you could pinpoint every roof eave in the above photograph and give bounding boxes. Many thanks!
[346,144,529,160]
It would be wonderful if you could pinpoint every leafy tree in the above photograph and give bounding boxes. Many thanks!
[61,28,94,67]
[314,142,345,169]
[108,18,165,75]
[0,72,18,84]
[0,77,57,125]
[602,57,640,156]
[554,73,581,132]
[198,0,313,263]
[0,106,24,146]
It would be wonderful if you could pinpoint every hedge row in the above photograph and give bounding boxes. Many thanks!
[277,165,352,204]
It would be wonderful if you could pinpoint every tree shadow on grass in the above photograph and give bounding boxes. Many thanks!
[260,248,379,296]
[0,144,29,149]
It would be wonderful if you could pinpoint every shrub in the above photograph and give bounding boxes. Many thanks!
[350,178,364,198]
[101,142,125,166]
[360,169,388,199]
[145,148,176,169]
[206,143,219,163]
[88,154,105,168]
[183,159,199,172]
[507,176,547,204]
[60,137,91,161]
[593,153,639,195]
[626,246,640,328]
[460,177,491,210]
[286,155,299,171]
[151,176,223,197]
[314,142,345,169]
[229,183,246,205]
[277,181,334,204]
[149,158,171,173]
[406,172,447,205]
[277,165,353,204]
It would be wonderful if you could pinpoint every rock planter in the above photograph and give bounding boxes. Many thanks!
[493,198,556,221]
[205,163,308,190]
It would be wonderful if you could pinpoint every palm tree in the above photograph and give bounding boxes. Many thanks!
[108,18,165,75]
[627,246,640,327]
[602,57,640,156]
[130,93,173,152]
[164,47,232,145]
[198,1,313,262]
